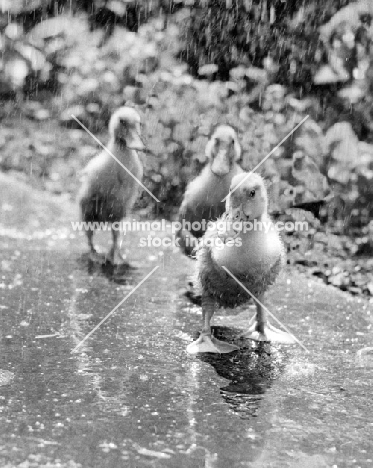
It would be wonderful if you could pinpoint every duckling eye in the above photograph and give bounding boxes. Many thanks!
[249,189,256,198]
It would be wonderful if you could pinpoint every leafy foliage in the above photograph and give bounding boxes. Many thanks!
[0,3,372,231]
[1,11,372,228]
[178,0,351,87]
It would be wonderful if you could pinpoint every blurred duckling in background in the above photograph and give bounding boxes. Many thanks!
[177,125,243,257]
[187,172,295,354]
[78,106,145,264]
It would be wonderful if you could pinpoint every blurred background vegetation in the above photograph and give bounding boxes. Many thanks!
[0,0,372,295]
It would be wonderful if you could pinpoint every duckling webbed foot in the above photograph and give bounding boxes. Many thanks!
[187,332,239,354]
[188,292,240,354]
[242,296,296,344]
[242,319,295,344]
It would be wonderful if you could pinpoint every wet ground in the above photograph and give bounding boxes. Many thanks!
[1,174,373,468]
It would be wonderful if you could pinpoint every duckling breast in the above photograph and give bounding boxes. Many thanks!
[196,222,285,308]
[213,215,284,274]
[79,148,143,223]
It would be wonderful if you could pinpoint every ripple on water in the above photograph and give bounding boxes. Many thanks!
[283,358,317,380]
[356,347,373,367]
[0,369,14,386]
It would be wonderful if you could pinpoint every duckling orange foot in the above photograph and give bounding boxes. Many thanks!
[187,333,239,354]
[243,321,296,344]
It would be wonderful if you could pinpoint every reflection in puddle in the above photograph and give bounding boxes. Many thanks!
[356,347,373,368]
[0,369,14,386]
[78,253,138,285]
[196,326,288,418]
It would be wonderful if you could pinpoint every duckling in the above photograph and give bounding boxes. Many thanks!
[187,172,295,354]
[177,125,243,257]
[78,106,145,264]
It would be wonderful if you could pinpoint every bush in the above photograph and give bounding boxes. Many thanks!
[179,0,351,89]
[2,8,371,231]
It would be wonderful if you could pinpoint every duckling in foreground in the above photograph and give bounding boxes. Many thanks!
[177,125,243,257]
[78,106,145,264]
[187,172,295,354]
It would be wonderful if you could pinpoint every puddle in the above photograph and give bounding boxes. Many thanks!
[0,220,372,467]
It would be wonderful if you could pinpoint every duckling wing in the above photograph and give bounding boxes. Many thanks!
[78,151,131,223]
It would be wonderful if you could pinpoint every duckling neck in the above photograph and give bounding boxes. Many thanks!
[239,213,272,240]
[209,166,230,178]
[188,163,242,208]
[251,212,268,224]
[205,162,242,193]
[109,138,139,160]
[114,138,131,152]
[106,139,142,180]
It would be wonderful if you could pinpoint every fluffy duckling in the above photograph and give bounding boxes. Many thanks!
[177,125,243,257]
[187,172,295,354]
[78,106,145,264]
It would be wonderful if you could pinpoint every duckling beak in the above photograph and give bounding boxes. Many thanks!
[211,149,231,176]
[229,204,244,220]
[126,128,146,151]
[230,201,251,220]
[242,202,252,218]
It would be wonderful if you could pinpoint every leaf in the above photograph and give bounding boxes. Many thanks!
[325,122,359,166]
[245,66,268,82]
[314,65,349,84]
[338,85,365,104]
[198,64,218,76]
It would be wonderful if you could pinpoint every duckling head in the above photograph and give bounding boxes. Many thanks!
[205,125,241,177]
[109,106,145,150]
[227,172,268,221]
